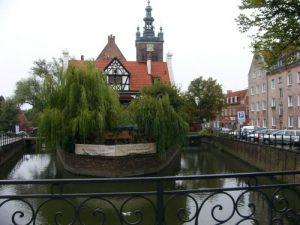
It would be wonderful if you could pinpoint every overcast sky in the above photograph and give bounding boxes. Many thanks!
[0,0,253,98]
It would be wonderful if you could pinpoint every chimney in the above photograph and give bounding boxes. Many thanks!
[147,52,152,75]
[166,52,175,84]
[108,34,115,43]
[81,55,84,61]
[62,49,69,71]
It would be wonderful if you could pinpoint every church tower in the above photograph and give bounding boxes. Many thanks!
[136,0,164,62]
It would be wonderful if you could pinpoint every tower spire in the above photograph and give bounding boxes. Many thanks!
[136,0,164,62]
[143,0,155,37]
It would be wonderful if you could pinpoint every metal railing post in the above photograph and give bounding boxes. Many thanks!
[156,180,164,225]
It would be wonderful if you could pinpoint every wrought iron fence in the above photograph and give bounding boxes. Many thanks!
[0,170,300,224]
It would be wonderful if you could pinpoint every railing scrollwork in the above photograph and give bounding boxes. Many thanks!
[0,170,300,224]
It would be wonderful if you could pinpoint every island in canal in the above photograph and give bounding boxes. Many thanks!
[38,62,188,177]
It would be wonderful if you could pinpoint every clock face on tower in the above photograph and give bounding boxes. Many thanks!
[146,43,154,52]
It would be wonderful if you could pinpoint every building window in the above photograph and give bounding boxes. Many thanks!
[279,88,283,98]
[224,109,227,116]
[271,98,276,108]
[271,79,275,89]
[288,96,293,107]
[252,71,256,79]
[250,87,254,95]
[287,73,293,86]
[298,72,300,83]
[263,119,267,128]
[251,103,255,112]
[262,83,266,93]
[288,116,294,128]
[279,104,283,116]
[256,85,259,94]
[262,101,266,111]
[298,117,300,128]
[256,101,260,111]
[298,94,300,106]
[272,117,276,127]
[278,76,282,84]
[256,120,260,127]
[258,71,262,77]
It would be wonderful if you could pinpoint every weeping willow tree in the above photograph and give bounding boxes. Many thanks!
[38,62,121,152]
[129,81,189,157]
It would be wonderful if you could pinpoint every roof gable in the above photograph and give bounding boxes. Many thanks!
[96,60,170,91]
[96,35,126,61]
[104,57,130,76]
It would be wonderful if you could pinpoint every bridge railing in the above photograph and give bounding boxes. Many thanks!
[0,132,23,148]
[0,170,300,224]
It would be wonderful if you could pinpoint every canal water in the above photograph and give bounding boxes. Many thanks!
[0,143,292,224]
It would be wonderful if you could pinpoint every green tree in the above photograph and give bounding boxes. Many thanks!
[38,61,121,152]
[187,76,225,124]
[0,98,19,132]
[129,81,189,156]
[141,81,186,113]
[31,58,63,79]
[14,58,63,108]
[14,58,63,126]
[14,77,43,110]
[236,0,300,68]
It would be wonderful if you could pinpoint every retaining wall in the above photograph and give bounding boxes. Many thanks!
[213,137,300,183]
[0,140,24,167]
[57,146,181,177]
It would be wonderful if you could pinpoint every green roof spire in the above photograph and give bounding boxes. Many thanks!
[143,0,155,37]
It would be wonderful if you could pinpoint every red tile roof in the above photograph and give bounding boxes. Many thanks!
[96,60,170,91]
[226,89,248,98]
[71,59,170,91]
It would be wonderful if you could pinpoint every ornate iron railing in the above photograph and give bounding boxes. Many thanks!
[0,170,300,225]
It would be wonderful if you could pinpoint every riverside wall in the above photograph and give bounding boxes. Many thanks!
[57,146,181,177]
[213,136,300,183]
[0,140,24,167]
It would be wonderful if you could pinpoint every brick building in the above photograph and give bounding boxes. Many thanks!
[267,58,300,129]
[247,53,300,129]
[220,89,249,129]
[248,54,268,128]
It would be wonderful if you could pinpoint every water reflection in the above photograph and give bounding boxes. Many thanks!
[0,145,297,224]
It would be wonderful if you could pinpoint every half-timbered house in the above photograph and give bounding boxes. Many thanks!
[67,1,174,103]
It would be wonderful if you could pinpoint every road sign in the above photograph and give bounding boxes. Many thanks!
[237,111,245,123]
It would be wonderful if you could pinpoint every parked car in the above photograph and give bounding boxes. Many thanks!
[264,129,300,146]
[248,128,268,141]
